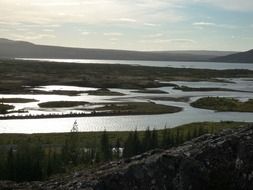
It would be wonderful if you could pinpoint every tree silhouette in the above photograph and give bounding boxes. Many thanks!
[100,130,112,161]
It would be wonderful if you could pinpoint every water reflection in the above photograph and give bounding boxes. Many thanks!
[0,78,253,133]
[17,58,253,71]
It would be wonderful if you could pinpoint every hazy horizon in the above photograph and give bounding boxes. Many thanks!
[0,0,252,51]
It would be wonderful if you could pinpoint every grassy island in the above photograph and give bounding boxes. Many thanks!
[38,101,182,114]
[0,104,15,114]
[92,102,182,114]
[86,88,125,96]
[132,89,168,94]
[174,85,250,92]
[1,101,182,120]
[38,101,89,108]
[1,98,38,103]
[191,97,253,112]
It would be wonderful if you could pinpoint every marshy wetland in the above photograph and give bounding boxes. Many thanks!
[0,59,253,133]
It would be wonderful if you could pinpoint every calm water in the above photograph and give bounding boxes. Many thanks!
[17,58,253,70]
[0,78,253,133]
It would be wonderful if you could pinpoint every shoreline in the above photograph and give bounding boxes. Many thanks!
[0,108,182,120]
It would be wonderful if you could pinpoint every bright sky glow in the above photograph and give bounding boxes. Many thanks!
[0,0,252,51]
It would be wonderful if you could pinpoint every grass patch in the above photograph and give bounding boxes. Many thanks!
[0,104,15,114]
[37,101,181,115]
[86,88,124,96]
[191,97,253,112]
[50,90,85,96]
[132,89,168,94]
[0,121,248,146]
[38,101,89,108]
[0,98,38,103]
[174,85,249,92]
[93,102,182,114]
[148,96,190,102]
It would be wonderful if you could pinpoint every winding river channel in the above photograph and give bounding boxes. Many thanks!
[1,60,253,133]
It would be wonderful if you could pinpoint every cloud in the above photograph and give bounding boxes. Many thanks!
[141,38,196,44]
[112,18,137,23]
[0,28,9,32]
[193,0,253,11]
[81,32,90,35]
[43,29,54,33]
[109,38,119,41]
[144,23,158,27]
[31,2,81,7]
[10,33,56,41]
[16,28,30,32]
[104,32,123,36]
[193,22,216,26]
[193,22,237,29]
[0,0,184,27]
[144,33,163,38]
[0,0,251,29]
[168,39,196,43]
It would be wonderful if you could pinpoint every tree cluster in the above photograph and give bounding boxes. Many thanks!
[0,124,210,182]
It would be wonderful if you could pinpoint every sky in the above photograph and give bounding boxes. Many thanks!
[0,0,252,51]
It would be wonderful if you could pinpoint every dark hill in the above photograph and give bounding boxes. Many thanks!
[0,38,234,61]
[1,125,253,190]
[211,49,253,63]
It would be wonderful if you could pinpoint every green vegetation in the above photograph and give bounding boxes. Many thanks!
[132,89,168,94]
[174,85,248,92]
[1,60,253,94]
[147,96,190,102]
[92,102,182,115]
[0,101,182,120]
[38,101,89,108]
[0,104,14,114]
[20,89,85,96]
[191,97,253,112]
[1,98,38,103]
[49,90,85,96]
[36,101,182,116]
[0,122,248,182]
[86,88,125,96]
[0,121,247,146]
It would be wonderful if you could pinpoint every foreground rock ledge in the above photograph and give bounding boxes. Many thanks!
[1,125,253,190]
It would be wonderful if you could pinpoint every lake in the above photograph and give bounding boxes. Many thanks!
[17,58,253,70]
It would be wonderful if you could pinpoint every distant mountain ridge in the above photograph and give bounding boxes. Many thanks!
[0,38,236,62]
[211,49,253,63]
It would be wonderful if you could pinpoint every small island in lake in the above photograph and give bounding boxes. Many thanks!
[191,97,253,112]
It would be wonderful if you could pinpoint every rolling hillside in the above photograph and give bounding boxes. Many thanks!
[211,49,253,63]
[0,38,235,61]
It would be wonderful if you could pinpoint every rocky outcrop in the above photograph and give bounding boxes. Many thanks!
[1,125,253,190]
